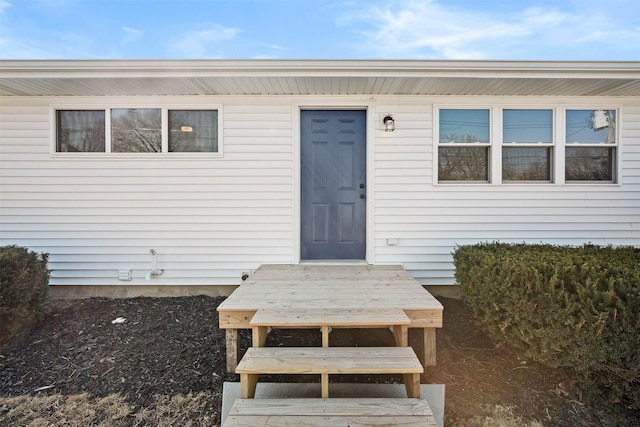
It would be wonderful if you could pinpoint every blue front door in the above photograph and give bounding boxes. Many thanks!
[300,110,366,260]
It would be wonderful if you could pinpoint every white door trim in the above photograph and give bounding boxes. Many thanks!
[291,98,376,264]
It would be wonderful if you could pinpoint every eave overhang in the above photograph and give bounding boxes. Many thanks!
[1,59,639,97]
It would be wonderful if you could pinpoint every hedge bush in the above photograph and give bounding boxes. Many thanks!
[0,245,50,351]
[453,242,640,408]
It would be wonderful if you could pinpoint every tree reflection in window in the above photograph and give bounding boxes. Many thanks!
[438,109,490,182]
[57,110,105,152]
[565,110,616,182]
[502,109,552,181]
[111,108,161,153]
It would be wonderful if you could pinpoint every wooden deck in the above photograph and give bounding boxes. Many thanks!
[217,264,444,372]
[218,264,443,425]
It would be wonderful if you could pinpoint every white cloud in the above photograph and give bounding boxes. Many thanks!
[350,0,572,59]
[169,24,242,58]
[345,0,639,59]
[0,1,10,13]
[121,26,143,45]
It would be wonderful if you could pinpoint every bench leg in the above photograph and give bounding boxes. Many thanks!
[240,373,258,398]
[225,329,239,373]
[321,373,329,398]
[404,373,421,398]
[252,326,268,347]
[321,325,330,347]
[423,328,436,366]
[393,325,408,347]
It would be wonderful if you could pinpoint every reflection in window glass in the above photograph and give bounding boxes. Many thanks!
[566,110,616,181]
[438,109,489,181]
[111,108,161,153]
[439,109,489,143]
[57,110,105,152]
[502,110,552,181]
[566,147,613,181]
[503,147,551,180]
[169,110,218,152]
[438,147,488,181]
[566,110,616,144]
[503,110,552,143]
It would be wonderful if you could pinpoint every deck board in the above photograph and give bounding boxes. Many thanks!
[250,308,410,327]
[218,264,443,313]
[217,264,444,372]
[222,398,438,426]
[236,347,423,374]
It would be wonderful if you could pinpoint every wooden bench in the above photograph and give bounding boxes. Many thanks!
[250,308,411,347]
[236,347,423,399]
[222,397,437,427]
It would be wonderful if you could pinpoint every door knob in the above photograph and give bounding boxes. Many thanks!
[359,194,365,199]
[359,183,365,189]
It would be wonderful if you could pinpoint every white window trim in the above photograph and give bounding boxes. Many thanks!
[562,106,620,185]
[434,104,621,186]
[434,105,493,185]
[50,104,224,158]
[499,107,555,184]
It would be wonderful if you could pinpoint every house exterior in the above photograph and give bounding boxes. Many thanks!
[1,60,638,297]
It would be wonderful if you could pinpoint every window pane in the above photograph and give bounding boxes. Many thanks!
[565,147,613,181]
[439,109,489,143]
[502,147,551,181]
[57,110,105,152]
[566,110,616,144]
[438,147,488,181]
[111,108,161,153]
[169,110,218,152]
[503,109,552,143]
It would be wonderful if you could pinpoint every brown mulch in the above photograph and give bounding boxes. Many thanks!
[1,295,638,426]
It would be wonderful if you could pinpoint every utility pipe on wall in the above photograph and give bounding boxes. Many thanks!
[145,248,165,280]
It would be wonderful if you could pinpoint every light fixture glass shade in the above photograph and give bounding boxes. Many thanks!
[383,115,395,132]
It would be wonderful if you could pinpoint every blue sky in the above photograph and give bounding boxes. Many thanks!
[1,0,639,60]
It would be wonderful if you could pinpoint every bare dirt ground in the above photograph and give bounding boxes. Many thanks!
[1,295,638,426]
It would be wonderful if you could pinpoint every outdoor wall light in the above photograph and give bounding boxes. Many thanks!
[382,114,395,132]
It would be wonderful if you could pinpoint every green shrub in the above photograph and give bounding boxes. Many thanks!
[0,245,50,351]
[453,242,640,408]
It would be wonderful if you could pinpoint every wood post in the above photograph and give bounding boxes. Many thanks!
[403,373,421,398]
[240,373,258,399]
[423,328,436,366]
[226,329,239,373]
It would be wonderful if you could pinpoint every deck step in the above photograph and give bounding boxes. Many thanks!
[236,347,423,399]
[250,308,410,347]
[222,398,437,427]
[250,308,410,327]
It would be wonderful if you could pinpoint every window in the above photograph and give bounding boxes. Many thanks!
[112,108,162,153]
[438,109,490,181]
[56,110,105,152]
[55,107,221,155]
[565,110,616,181]
[502,109,553,181]
[169,110,218,152]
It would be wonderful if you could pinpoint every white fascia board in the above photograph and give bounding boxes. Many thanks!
[1,59,639,79]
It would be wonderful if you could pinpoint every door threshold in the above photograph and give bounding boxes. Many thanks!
[299,260,368,265]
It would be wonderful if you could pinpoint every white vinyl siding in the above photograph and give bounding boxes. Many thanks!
[1,94,639,288]
[373,96,640,286]
[0,96,293,286]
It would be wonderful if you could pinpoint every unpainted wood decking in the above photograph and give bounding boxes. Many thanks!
[218,264,443,426]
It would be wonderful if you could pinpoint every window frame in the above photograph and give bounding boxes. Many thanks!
[434,104,621,186]
[500,108,555,183]
[51,104,224,157]
[563,108,619,184]
[435,106,493,184]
